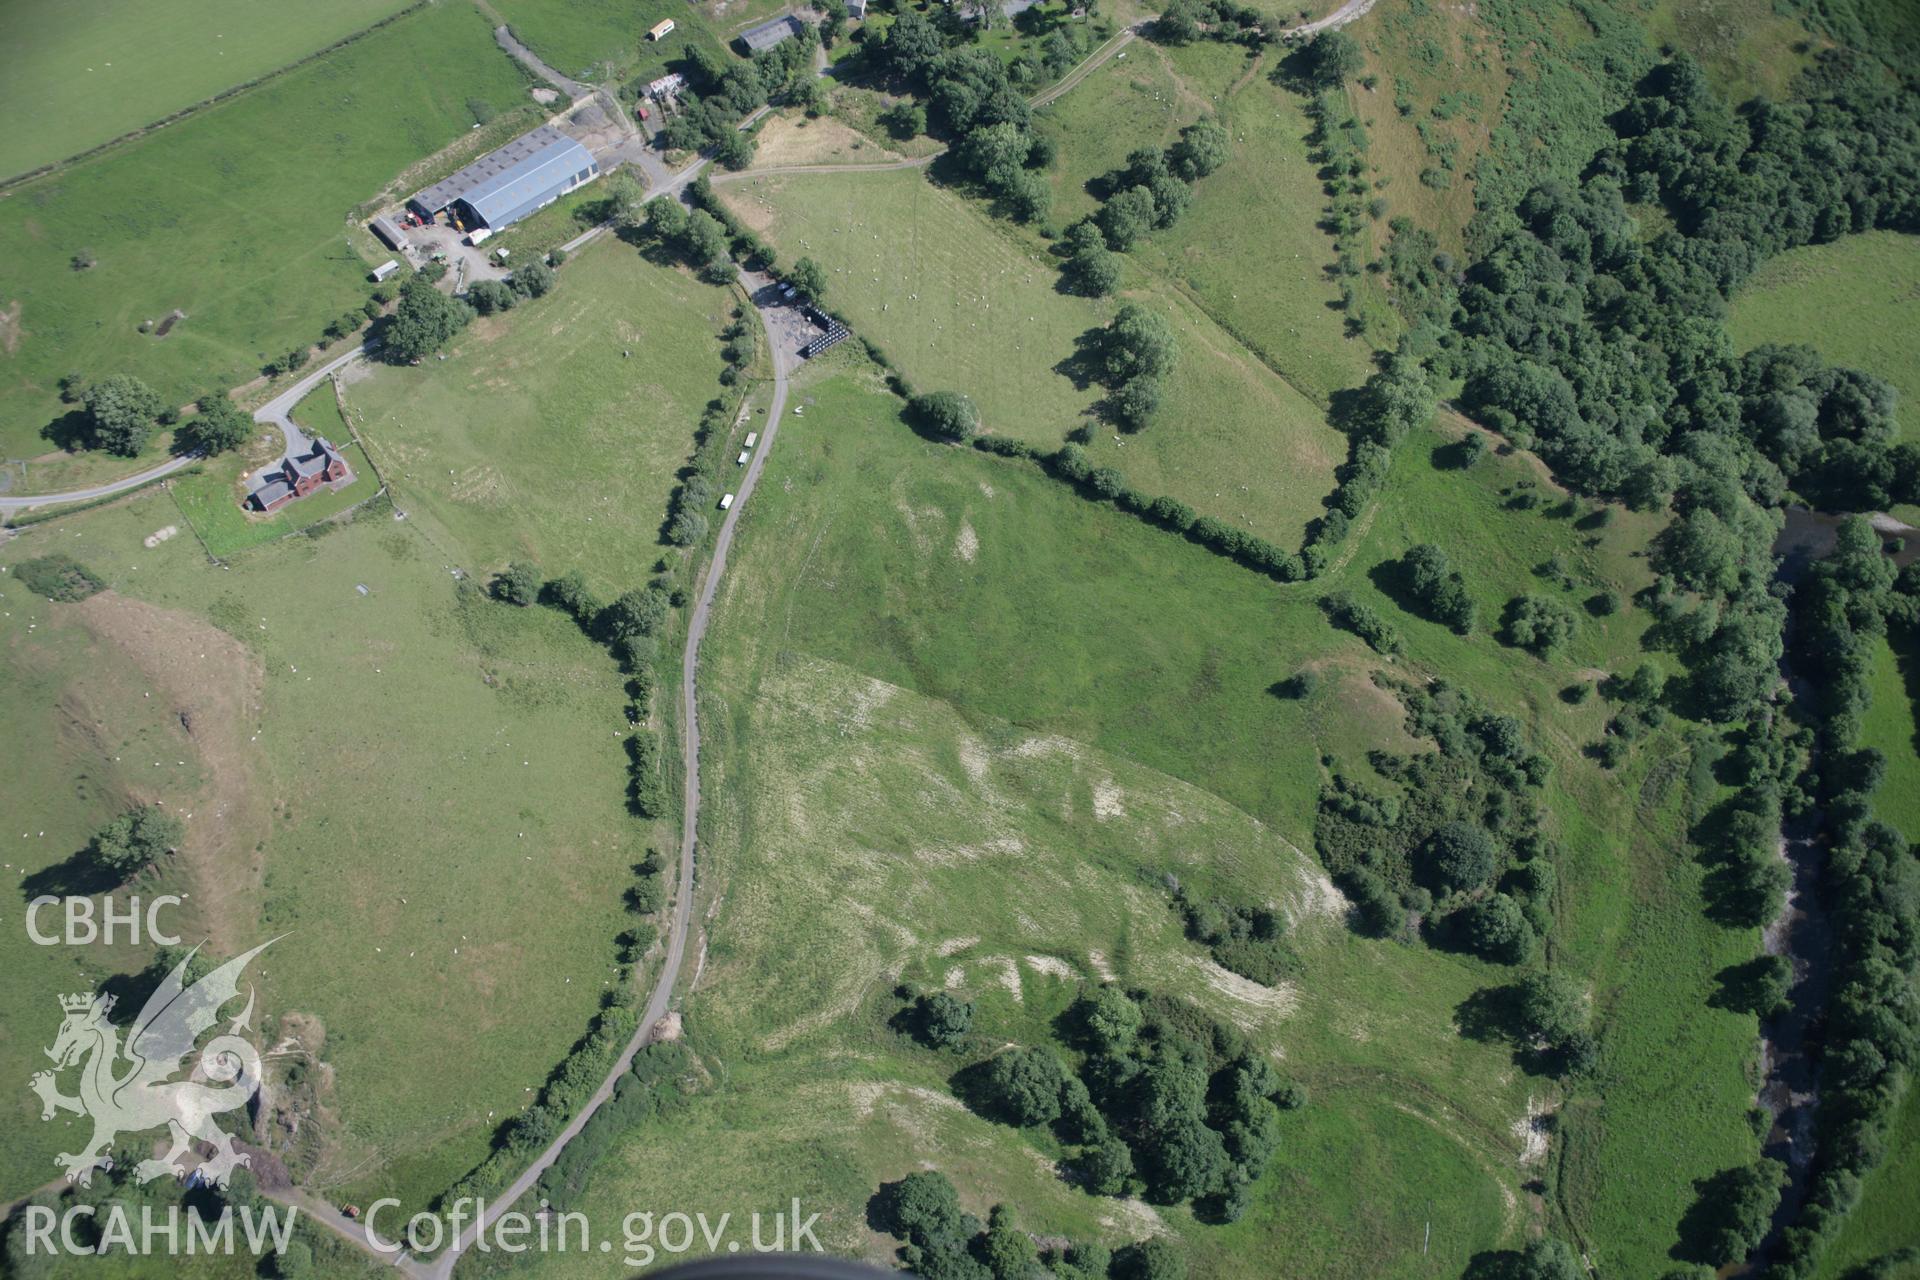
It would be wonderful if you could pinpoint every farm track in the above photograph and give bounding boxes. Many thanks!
[253,139,776,1279]
[7,0,1380,512]
[68,0,1394,1257]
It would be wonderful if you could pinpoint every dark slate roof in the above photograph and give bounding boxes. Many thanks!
[291,436,344,477]
[252,477,293,506]
[409,126,594,222]
[740,14,804,51]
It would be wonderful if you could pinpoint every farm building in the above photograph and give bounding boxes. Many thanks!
[371,259,403,283]
[407,125,599,231]
[247,437,351,513]
[845,0,868,18]
[738,13,804,52]
[648,18,676,40]
[646,72,687,101]
[369,214,411,253]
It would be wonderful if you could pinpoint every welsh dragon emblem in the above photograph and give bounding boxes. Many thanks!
[30,940,273,1188]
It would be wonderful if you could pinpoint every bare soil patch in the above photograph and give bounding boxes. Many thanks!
[74,592,271,954]
[749,114,899,170]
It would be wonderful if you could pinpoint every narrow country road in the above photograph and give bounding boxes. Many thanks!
[490,21,591,100]
[0,453,197,515]
[410,269,798,1280]
[64,0,1390,1255]
[5,0,1377,519]
[253,339,371,456]
[273,252,799,1280]
[1284,0,1378,37]
[0,340,369,516]
[712,155,934,183]
[1032,22,1143,108]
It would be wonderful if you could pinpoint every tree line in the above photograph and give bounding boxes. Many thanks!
[1389,42,1920,1275]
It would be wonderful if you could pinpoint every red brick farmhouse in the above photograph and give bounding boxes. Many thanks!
[246,437,351,512]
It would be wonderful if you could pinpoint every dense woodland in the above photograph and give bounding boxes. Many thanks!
[1383,29,1920,1278]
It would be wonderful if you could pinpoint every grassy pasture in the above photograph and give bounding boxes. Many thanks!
[512,646,1528,1279]
[1326,426,1763,1270]
[1032,46,1199,230]
[1034,39,1377,407]
[1350,0,1507,258]
[717,167,1343,545]
[499,368,1536,1278]
[170,441,378,559]
[1726,232,1920,448]
[0,490,648,1217]
[0,0,414,181]
[1860,633,1920,842]
[0,580,218,1202]
[720,167,1104,433]
[722,365,1759,1274]
[0,0,533,461]
[1645,0,1821,101]
[1812,631,1920,1274]
[347,239,734,596]
[489,0,727,85]
[1816,1086,1920,1278]
[497,362,1758,1276]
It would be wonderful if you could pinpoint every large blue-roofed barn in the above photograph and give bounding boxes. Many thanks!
[407,125,600,231]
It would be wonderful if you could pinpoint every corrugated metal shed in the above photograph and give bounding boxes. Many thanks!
[369,214,411,252]
[408,125,600,228]
[739,13,804,51]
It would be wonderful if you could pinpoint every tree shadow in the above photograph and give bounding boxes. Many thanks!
[1365,557,1422,618]
[39,409,93,452]
[1709,955,1789,1017]
[1325,383,1370,435]
[1672,1167,1755,1266]
[1459,1249,1526,1280]
[95,948,209,1020]
[20,849,119,901]
[947,1058,1016,1126]
[1453,983,1524,1045]
[1051,326,1107,391]
[1266,43,1321,94]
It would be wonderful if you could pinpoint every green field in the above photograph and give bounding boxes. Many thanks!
[500,366,1537,1277]
[0,488,649,1217]
[0,577,218,1200]
[1861,632,1920,840]
[0,0,534,462]
[1817,1086,1920,1278]
[490,0,728,86]
[718,167,1344,546]
[347,239,735,597]
[1349,0,1507,257]
[0,0,415,181]
[473,353,1761,1276]
[1818,630,1920,1274]
[1035,38,1380,405]
[1727,231,1920,447]
[170,440,379,559]
[1644,0,1822,101]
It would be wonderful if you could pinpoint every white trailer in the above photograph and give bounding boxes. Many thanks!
[719,493,735,510]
